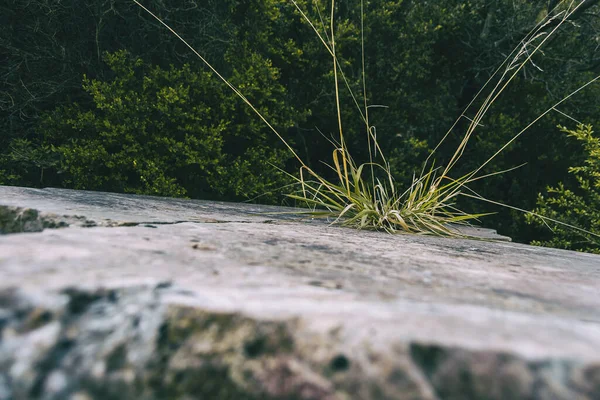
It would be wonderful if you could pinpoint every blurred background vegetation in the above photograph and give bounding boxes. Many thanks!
[1,0,599,252]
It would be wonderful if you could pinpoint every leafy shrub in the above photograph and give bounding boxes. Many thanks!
[0,138,59,186]
[526,125,600,253]
[37,50,305,201]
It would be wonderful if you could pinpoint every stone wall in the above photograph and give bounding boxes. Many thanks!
[1,186,599,399]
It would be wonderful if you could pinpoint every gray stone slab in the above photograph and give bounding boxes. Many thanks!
[0,186,511,240]
[0,186,599,400]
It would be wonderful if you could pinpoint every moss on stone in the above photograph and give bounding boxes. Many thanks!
[145,306,302,400]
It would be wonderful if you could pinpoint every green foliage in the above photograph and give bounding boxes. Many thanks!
[38,50,303,200]
[0,138,59,186]
[526,125,600,253]
[0,0,308,194]
[2,0,600,246]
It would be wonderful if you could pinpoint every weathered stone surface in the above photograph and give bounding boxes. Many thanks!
[0,185,599,400]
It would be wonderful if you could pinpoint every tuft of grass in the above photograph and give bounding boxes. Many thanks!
[134,0,600,240]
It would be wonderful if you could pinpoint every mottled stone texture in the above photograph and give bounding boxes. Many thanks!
[0,186,599,400]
